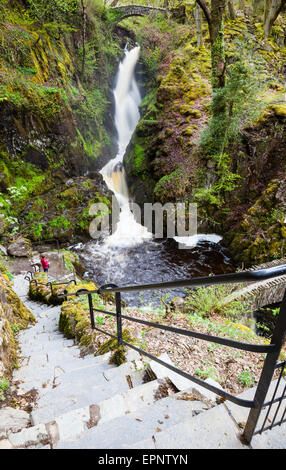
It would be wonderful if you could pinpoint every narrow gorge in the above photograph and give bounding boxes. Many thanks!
[0,0,285,449]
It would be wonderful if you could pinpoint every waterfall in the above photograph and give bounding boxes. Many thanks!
[76,47,234,304]
[100,46,152,248]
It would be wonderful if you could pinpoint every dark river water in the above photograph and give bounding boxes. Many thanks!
[74,237,236,306]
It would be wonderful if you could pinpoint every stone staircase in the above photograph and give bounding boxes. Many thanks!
[0,274,285,449]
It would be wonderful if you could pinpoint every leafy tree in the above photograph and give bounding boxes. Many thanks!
[27,0,79,23]
[200,59,265,155]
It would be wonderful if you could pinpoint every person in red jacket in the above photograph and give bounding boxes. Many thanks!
[40,255,50,272]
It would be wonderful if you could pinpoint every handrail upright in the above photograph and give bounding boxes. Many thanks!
[243,288,286,443]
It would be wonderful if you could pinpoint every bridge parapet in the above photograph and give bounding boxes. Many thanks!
[223,258,286,310]
[109,4,166,21]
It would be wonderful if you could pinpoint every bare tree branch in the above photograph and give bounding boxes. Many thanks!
[196,0,213,41]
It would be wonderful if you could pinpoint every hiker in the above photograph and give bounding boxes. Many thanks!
[40,255,50,273]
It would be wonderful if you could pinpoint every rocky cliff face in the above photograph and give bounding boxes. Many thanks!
[219,110,286,265]
[124,18,286,266]
[0,30,114,176]
[125,42,211,206]
[0,2,130,245]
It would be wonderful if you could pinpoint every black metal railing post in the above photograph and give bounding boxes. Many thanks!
[47,282,53,295]
[243,288,286,443]
[87,293,95,329]
[116,291,122,347]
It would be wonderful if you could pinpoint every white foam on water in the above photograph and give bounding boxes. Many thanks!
[100,46,152,248]
[174,234,222,247]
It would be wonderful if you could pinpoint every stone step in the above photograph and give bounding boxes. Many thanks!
[224,378,286,435]
[0,407,31,439]
[19,337,75,355]
[125,378,286,450]
[31,366,146,425]
[7,379,163,448]
[15,348,81,375]
[13,351,116,398]
[17,331,64,349]
[6,274,286,450]
[103,357,145,383]
[122,404,249,450]
[53,388,211,449]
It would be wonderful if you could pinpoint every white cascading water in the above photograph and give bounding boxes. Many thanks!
[100,45,152,248]
[76,46,233,302]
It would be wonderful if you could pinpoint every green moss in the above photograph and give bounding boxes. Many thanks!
[182,125,194,136]
[59,280,98,342]
[97,329,134,365]
[29,272,65,305]
[211,30,225,89]
[109,345,126,366]
[58,307,76,339]
[132,144,146,171]
[153,169,188,203]
[179,105,201,118]
[268,103,286,117]
[228,179,286,265]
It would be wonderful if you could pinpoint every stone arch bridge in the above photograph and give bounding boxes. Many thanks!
[223,258,286,311]
[109,4,167,22]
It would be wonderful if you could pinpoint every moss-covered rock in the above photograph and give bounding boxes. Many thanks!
[0,1,125,247]
[226,178,286,265]
[0,4,121,177]
[97,330,134,365]
[58,280,133,359]
[8,174,113,245]
[28,272,68,305]
[124,16,286,268]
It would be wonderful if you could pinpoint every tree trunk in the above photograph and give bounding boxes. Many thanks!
[210,0,227,89]
[264,0,285,37]
[263,0,271,23]
[194,3,203,47]
[227,0,236,19]
[196,0,226,129]
[253,0,264,15]
[80,0,87,77]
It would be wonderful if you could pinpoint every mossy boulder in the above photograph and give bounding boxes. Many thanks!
[7,237,32,258]
[58,280,133,359]
[97,330,134,365]
[28,272,67,305]
[15,174,112,244]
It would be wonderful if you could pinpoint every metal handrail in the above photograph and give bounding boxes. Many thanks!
[24,271,34,281]
[58,265,286,413]
[28,277,77,295]
[58,264,286,297]
[96,264,286,293]
[31,263,41,272]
